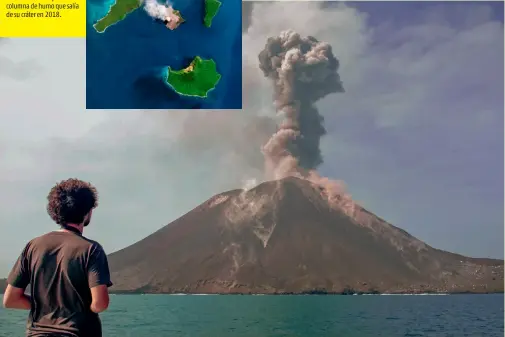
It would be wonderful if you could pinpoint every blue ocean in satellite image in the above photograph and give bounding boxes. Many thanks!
[85,0,242,109]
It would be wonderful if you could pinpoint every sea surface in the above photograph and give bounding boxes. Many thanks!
[85,0,242,109]
[1,294,503,336]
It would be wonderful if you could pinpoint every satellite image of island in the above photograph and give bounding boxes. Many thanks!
[86,0,241,109]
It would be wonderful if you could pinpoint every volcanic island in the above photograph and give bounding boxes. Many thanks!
[93,0,219,33]
[93,1,185,33]
[203,0,222,28]
[161,6,185,30]
[165,56,221,98]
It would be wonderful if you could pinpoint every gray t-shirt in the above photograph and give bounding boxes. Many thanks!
[7,231,112,337]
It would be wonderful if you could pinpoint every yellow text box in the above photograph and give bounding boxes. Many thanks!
[0,0,86,37]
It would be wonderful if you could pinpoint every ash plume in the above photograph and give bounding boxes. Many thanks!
[258,30,344,178]
[254,30,371,220]
[143,0,170,20]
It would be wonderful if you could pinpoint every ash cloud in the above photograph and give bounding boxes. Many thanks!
[253,30,366,219]
[143,0,170,21]
[258,30,344,178]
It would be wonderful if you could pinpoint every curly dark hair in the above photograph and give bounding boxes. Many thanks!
[46,178,99,225]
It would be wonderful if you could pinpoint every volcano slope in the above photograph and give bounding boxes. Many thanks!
[107,177,503,294]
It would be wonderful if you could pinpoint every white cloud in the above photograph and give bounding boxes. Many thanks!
[0,39,108,141]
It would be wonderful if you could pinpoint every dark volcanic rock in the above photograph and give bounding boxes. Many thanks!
[107,177,504,294]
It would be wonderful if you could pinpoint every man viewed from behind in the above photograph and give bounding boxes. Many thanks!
[2,178,113,337]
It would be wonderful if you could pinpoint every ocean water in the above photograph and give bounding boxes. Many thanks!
[85,0,242,109]
[1,294,503,336]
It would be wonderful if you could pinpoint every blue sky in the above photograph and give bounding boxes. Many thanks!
[0,1,503,276]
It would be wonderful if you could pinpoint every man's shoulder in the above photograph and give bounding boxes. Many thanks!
[81,235,102,249]
[80,236,107,256]
[30,231,100,251]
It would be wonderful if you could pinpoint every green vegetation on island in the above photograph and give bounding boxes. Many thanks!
[93,0,142,33]
[203,0,221,28]
[165,56,221,98]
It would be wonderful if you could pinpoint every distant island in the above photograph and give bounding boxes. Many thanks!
[165,56,221,98]
[93,0,142,33]
[203,0,221,28]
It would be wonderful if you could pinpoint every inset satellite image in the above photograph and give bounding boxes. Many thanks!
[86,0,241,109]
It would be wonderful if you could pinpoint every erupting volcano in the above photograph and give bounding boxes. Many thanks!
[105,30,503,294]
[256,30,361,222]
[107,176,503,294]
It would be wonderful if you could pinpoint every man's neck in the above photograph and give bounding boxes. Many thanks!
[61,223,83,234]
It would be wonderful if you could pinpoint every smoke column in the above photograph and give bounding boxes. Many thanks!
[257,30,368,219]
[258,30,344,179]
[144,0,169,20]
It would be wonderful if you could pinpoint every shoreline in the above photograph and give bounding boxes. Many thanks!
[163,58,221,98]
[3,287,499,296]
[163,76,220,99]
[91,0,118,33]
[109,293,504,296]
